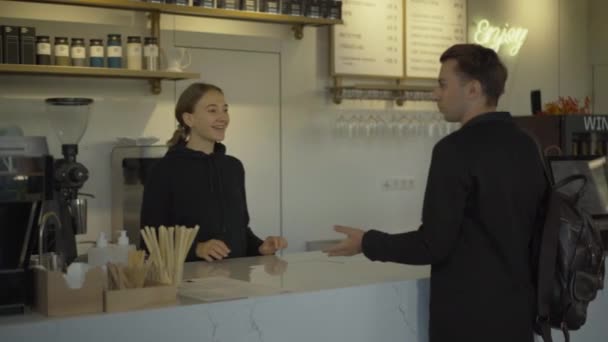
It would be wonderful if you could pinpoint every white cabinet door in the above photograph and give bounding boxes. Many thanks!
[176,47,282,240]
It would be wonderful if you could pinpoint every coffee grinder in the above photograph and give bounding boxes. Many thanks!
[45,98,93,265]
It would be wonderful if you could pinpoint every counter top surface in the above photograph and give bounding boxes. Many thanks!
[0,251,429,326]
[182,251,430,292]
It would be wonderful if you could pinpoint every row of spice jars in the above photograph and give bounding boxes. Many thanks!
[147,0,342,20]
[36,35,160,71]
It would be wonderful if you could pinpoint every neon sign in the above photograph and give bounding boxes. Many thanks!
[473,19,529,56]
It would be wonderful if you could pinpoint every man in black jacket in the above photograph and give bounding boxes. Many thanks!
[324,44,548,342]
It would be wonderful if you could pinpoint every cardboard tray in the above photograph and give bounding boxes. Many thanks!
[104,285,177,313]
[34,267,104,317]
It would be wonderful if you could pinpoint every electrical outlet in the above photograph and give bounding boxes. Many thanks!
[382,177,415,191]
[401,177,415,190]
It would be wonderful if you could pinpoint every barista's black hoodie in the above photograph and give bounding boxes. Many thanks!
[140,142,263,261]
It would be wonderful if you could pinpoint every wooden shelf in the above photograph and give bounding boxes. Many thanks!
[0,64,199,93]
[0,64,198,79]
[0,0,341,91]
[5,0,342,27]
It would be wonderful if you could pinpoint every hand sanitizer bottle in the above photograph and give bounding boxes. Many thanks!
[113,230,135,265]
[88,232,113,267]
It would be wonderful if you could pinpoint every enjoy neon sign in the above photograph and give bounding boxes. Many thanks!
[473,19,529,56]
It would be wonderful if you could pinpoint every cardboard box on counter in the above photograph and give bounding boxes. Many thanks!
[104,285,177,313]
[34,267,104,317]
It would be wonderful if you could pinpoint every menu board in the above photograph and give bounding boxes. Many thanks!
[405,0,467,79]
[332,0,404,78]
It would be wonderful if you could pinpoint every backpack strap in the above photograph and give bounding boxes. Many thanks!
[531,139,558,342]
[553,174,586,189]
[532,140,587,195]
[561,322,571,342]
[553,174,587,203]
[536,190,560,342]
[534,142,554,186]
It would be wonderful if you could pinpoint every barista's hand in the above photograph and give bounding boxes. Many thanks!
[196,239,230,262]
[323,225,365,257]
[259,236,288,255]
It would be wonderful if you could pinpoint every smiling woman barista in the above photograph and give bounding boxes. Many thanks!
[140,83,287,261]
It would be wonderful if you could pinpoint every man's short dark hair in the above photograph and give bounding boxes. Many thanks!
[440,44,508,106]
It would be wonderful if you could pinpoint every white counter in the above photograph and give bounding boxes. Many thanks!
[0,252,606,342]
[181,251,430,292]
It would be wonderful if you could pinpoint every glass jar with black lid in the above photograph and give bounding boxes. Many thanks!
[89,39,104,67]
[36,36,51,65]
[260,0,279,13]
[70,38,86,67]
[54,37,70,66]
[143,37,159,71]
[282,0,303,16]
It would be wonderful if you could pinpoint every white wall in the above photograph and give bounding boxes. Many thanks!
[590,0,608,66]
[559,0,590,100]
[594,66,608,113]
[0,0,593,254]
[590,0,608,113]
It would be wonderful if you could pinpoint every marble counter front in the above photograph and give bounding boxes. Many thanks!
[0,252,606,342]
[0,252,431,342]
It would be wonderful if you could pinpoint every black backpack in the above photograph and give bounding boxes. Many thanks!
[534,168,606,342]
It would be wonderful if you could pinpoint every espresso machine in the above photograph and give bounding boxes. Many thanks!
[0,98,92,315]
[0,136,53,315]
